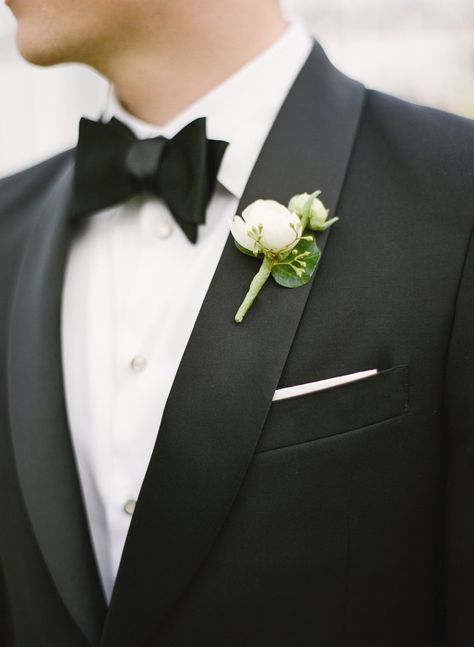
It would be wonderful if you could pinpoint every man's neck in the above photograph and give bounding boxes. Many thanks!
[96,4,287,126]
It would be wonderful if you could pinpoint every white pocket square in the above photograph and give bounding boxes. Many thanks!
[272,369,378,402]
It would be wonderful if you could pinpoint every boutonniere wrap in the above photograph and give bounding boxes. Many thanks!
[229,191,338,323]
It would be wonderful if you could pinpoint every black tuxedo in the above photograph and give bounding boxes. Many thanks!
[1,42,473,647]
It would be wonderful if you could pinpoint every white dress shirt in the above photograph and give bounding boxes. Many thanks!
[61,20,313,602]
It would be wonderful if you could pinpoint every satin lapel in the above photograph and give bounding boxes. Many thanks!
[7,158,107,645]
[102,42,365,647]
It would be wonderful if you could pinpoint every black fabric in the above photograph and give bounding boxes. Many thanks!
[0,562,13,647]
[0,41,473,647]
[74,116,228,243]
[443,224,474,643]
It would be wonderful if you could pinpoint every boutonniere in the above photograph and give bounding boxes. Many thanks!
[229,191,338,323]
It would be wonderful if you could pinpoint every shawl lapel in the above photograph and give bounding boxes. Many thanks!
[101,42,365,647]
[7,159,107,645]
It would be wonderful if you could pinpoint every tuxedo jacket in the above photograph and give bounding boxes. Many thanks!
[1,42,473,647]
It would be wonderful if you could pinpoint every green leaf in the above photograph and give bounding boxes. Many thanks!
[271,234,321,288]
[234,240,262,258]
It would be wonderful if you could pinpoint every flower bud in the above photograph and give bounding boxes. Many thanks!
[288,193,311,215]
[308,197,330,228]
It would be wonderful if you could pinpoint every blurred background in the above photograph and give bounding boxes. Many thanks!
[1,0,473,177]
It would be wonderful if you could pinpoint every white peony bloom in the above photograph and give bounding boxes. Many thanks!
[229,199,302,255]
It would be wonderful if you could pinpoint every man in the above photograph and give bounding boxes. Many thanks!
[0,0,473,645]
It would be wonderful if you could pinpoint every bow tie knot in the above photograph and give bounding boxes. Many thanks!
[73,116,229,243]
[125,136,167,194]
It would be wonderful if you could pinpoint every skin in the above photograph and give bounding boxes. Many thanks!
[7,0,287,124]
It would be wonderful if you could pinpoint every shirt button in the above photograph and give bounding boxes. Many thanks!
[123,499,136,515]
[130,355,146,372]
[155,222,173,239]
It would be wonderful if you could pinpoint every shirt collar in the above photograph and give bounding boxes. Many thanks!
[102,19,313,200]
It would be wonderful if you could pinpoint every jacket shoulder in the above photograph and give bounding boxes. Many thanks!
[362,89,474,171]
[0,148,75,214]
[356,90,474,232]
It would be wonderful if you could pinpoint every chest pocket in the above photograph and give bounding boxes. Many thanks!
[256,364,409,453]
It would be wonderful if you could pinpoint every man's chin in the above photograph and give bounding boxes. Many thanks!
[15,27,70,66]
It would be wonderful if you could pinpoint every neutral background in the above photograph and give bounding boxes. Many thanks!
[1,0,473,177]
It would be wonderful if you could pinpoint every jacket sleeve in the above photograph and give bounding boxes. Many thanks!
[443,224,474,645]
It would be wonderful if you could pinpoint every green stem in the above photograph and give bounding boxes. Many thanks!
[235,256,273,323]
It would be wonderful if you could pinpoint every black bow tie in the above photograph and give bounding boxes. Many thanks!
[72,116,229,243]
